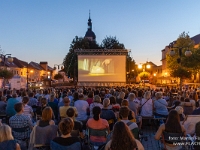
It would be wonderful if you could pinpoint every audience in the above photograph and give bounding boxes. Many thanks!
[2,86,200,150]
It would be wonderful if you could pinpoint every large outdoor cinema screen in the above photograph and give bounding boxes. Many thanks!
[78,55,126,82]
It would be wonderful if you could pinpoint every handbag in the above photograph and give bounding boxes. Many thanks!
[138,99,150,114]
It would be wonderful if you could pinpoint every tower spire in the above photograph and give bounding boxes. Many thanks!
[85,11,96,41]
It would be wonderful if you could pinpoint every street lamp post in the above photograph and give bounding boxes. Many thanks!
[0,54,13,68]
[169,44,192,90]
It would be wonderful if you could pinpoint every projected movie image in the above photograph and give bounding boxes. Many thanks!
[78,55,126,82]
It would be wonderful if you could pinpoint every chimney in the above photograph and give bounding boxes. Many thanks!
[40,62,48,71]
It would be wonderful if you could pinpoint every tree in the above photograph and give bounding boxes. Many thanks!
[54,73,63,80]
[0,69,14,79]
[63,36,99,80]
[138,71,150,80]
[166,32,200,88]
[100,36,125,49]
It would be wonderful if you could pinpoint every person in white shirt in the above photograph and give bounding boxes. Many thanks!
[140,91,153,117]
[74,93,89,129]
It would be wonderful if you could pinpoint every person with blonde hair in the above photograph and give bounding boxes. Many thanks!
[101,98,116,130]
[154,92,168,117]
[175,106,185,122]
[116,91,125,105]
[89,95,103,118]
[140,91,153,117]
[0,124,21,150]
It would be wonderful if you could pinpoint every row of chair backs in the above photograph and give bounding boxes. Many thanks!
[88,128,108,137]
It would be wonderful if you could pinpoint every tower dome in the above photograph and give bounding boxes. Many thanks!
[84,11,96,41]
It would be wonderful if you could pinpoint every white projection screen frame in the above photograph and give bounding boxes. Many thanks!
[78,55,126,82]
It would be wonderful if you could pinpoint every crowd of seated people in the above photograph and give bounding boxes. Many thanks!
[0,86,200,149]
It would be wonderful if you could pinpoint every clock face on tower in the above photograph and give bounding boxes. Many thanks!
[88,25,91,29]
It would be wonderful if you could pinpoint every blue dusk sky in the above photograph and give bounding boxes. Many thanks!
[0,0,200,68]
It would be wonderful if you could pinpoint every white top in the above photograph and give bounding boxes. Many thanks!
[74,100,89,121]
[140,98,153,117]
